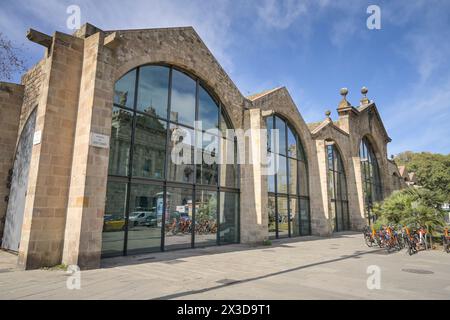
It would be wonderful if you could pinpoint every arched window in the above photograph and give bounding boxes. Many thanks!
[359,136,382,223]
[326,142,349,232]
[103,65,239,257]
[266,115,310,238]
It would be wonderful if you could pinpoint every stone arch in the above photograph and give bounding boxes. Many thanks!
[110,28,247,131]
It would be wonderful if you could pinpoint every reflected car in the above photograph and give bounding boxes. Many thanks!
[129,211,155,227]
[143,213,158,227]
[103,215,126,232]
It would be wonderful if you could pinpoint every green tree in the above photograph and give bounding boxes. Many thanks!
[374,188,446,247]
[395,151,450,202]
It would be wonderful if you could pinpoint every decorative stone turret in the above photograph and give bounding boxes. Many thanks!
[337,88,351,112]
[360,86,370,105]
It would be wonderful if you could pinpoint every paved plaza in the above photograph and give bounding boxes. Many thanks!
[0,232,449,300]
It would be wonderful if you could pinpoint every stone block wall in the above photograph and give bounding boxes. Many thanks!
[18,32,84,269]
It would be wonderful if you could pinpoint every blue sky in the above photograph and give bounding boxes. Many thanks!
[2,0,450,155]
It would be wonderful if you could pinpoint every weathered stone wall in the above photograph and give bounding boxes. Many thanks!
[18,32,84,269]
[0,83,23,240]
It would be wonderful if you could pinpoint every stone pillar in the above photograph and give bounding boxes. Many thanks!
[239,108,268,244]
[314,139,333,235]
[18,32,84,269]
[0,83,23,239]
[62,32,114,269]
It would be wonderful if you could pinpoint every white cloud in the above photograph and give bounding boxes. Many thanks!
[256,0,308,30]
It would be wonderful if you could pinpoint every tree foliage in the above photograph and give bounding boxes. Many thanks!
[372,188,446,236]
[0,32,26,81]
[395,151,450,202]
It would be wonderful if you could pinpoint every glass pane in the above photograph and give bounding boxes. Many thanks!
[219,192,239,244]
[137,66,169,119]
[277,197,289,238]
[297,140,306,161]
[170,69,196,126]
[114,69,136,109]
[340,172,348,200]
[109,107,132,177]
[195,190,217,247]
[299,198,310,236]
[290,198,300,237]
[327,145,334,170]
[198,85,219,132]
[287,126,297,158]
[268,195,277,238]
[298,160,309,196]
[196,131,218,186]
[219,138,238,188]
[336,201,343,232]
[328,170,335,199]
[127,183,163,253]
[102,181,127,256]
[167,124,195,183]
[289,158,297,195]
[275,116,287,155]
[268,173,275,193]
[132,114,166,179]
[165,187,193,249]
[277,155,288,194]
[342,202,349,230]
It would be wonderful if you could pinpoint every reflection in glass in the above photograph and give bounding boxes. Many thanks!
[299,198,310,236]
[102,182,127,256]
[165,187,193,249]
[277,197,289,238]
[127,184,163,253]
[289,158,297,195]
[287,126,297,158]
[266,113,310,239]
[275,116,287,155]
[195,190,217,247]
[219,138,238,188]
[114,69,136,109]
[109,107,132,177]
[277,155,288,194]
[132,115,166,179]
[197,131,218,186]
[198,85,219,132]
[268,196,277,238]
[219,192,239,244]
[168,124,195,183]
[106,65,239,256]
[170,69,196,126]
[360,137,382,222]
[137,66,169,118]
[290,198,299,237]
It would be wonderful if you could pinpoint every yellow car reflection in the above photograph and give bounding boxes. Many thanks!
[103,215,125,232]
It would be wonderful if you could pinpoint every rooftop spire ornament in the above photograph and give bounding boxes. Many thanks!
[337,87,351,110]
[360,86,370,105]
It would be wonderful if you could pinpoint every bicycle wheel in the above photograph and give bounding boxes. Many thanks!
[364,235,373,247]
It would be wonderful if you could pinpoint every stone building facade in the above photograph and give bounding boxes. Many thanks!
[0,24,404,270]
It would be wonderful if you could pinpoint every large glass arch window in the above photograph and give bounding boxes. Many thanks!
[326,142,349,232]
[103,65,240,257]
[267,115,310,239]
[360,136,382,224]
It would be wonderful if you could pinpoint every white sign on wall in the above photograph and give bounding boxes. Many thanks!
[33,130,42,145]
[90,132,110,149]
